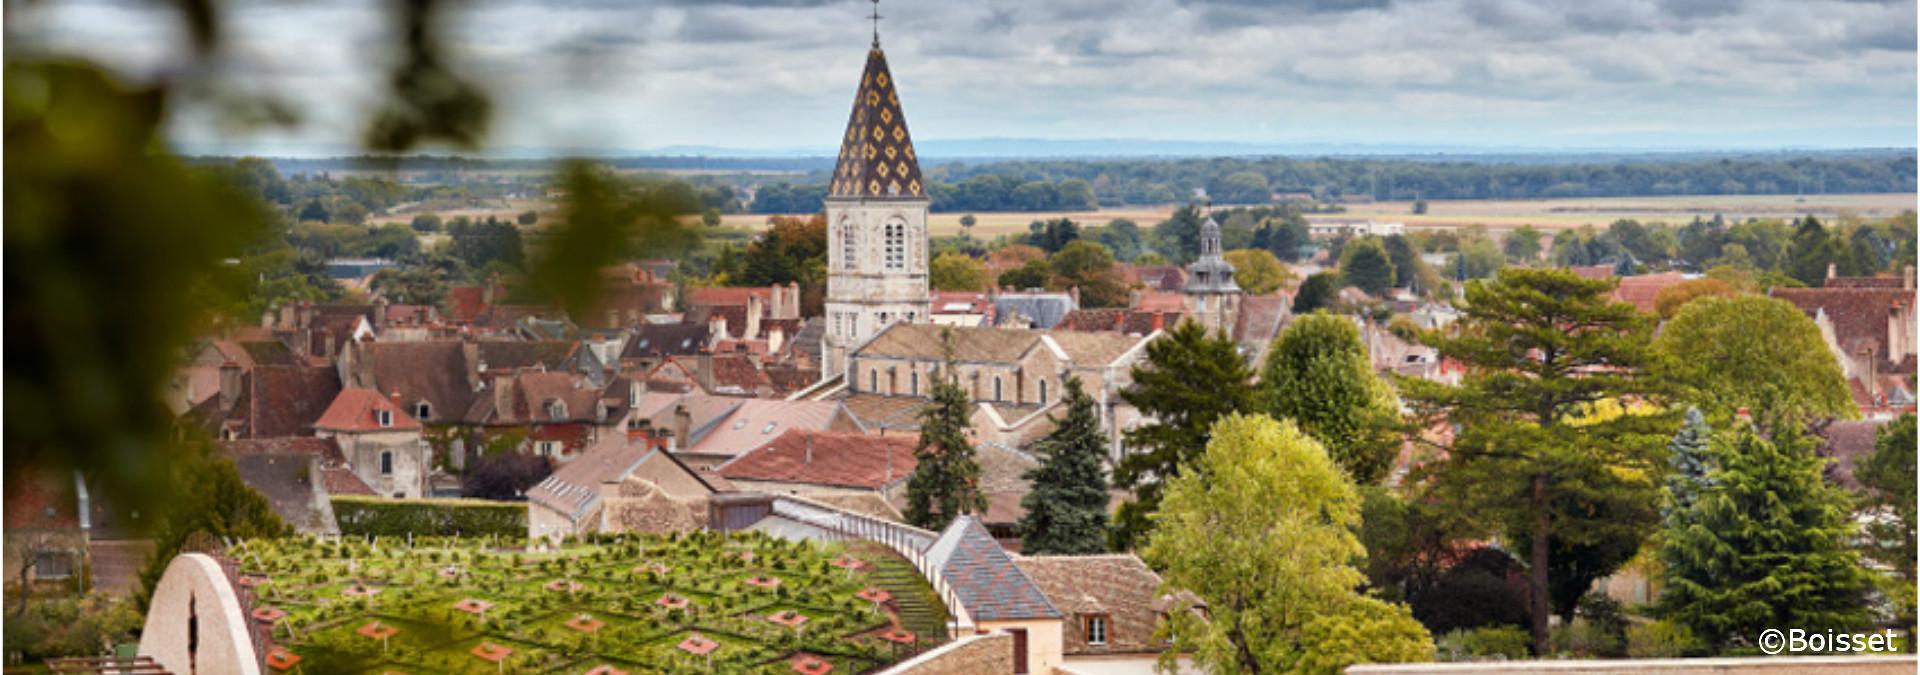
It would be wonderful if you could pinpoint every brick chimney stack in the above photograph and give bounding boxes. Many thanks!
[672,403,692,450]
[219,361,243,412]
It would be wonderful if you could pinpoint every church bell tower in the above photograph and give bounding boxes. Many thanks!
[822,10,931,380]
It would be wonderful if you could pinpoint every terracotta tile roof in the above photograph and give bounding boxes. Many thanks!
[4,466,82,531]
[840,393,931,430]
[238,340,298,366]
[1125,265,1187,292]
[477,340,581,372]
[659,354,772,396]
[716,429,918,489]
[1234,295,1291,345]
[314,388,423,432]
[924,516,1060,621]
[1771,286,1914,368]
[932,292,993,315]
[1569,265,1614,280]
[245,365,344,438]
[1611,272,1688,314]
[490,371,617,424]
[1825,275,1908,289]
[688,286,774,308]
[856,323,1148,368]
[1058,309,1180,336]
[1015,554,1187,655]
[352,341,478,424]
[681,397,847,459]
[1132,292,1188,313]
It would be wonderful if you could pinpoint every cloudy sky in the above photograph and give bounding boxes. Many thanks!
[10,0,1916,155]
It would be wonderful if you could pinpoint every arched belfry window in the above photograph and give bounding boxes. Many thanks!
[884,221,906,271]
[841,219,857,270]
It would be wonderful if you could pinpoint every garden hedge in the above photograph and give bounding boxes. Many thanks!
[331,496,525,538]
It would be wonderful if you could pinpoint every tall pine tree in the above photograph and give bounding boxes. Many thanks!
[1656,420,1873,650]
[1663,407,1713,521]
[1399,268,1674,654]
[1260,312,1402,485]
[1112,321,1257,550]
[1018,376,1111,555]
[905,343,987,531]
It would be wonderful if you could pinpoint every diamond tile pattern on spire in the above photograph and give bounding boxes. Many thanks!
[829,48,926,200]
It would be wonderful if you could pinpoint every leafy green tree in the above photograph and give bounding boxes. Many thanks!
[1382,235,1423,289]
[698,207,719,227]
[1339,236,1396,296]
[518,209,540,226]
[1224,248,1289,295]
[997,260,1051,291]
[1213,171,1272,204]
[1259,312,1400,484]
[297,198,330,223]
[1655,421,1873,650]
[1254,213,1312,262]
[410,213,442,233]
[1652,278,1735,319]
[1292,272,1341,313]
[1400,268,1673,654]
[1859,413,1917,634]
[929,252,987,291]
[1153,205,1205,263]
[1504,226,1543,262]
[1654,295,1854,424]
[137,448,291,610]
[1018,376,1111,555]
[1026,217,1081,254]
[1452,239,1504,280]
[1112,322,1257,549]
[1050,239,1114,279]
[905,348,987,530]
[1146,413,1433,674]
[1788,216,1846,286]
[1095,218,1144,262]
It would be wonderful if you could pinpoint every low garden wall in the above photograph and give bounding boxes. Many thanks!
[1348,655,1917,675]
[330,496,526,538]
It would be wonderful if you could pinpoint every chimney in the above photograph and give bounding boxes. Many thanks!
[279,303,296,329]
[261,308,275,329]
[299,301,314,330]
[219,361,243,412]
[1827,262,1838,282]
[1151,311,1166,332]
[1069,286,1081,307]
[1905,265,1915,292]
[746,294,763,341]
[786,282,801,319]
[493,374,513,420]
[389,389,405,411]
[710,314,729,342]
[804,433,814,465]
[697,350,716,392]
[768,326,785,356]
[672,403,692,450]
[767,287,783,321]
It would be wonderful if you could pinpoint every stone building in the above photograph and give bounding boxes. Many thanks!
[821,35,933,379]
[1182,212,1242,334]
[311,388,431,499]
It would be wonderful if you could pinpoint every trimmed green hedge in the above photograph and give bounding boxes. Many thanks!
[331,496,525,538]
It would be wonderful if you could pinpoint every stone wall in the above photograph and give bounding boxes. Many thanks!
[879,633,1014,675]
[1347,656,1917,675]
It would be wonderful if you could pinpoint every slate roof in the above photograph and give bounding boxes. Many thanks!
[993,293,1077,329]
[622,323,712,361]
[314,388,423,433]
[477,340,581,372]
[220,437,368,531]
[528,435,655,524]
[715,429,917,490]
[209,365,342,438]
[923,516,1060,621]
[828,47,926,200]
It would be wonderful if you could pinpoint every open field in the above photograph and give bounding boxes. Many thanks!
[712,193,1914,238]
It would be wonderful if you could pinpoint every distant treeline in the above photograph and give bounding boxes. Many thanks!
[747,152,1917,213]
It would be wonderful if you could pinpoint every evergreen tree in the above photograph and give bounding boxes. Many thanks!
[1663,408,1713,521]
[1858,413,1917,634]
[1018,376,1111,555]
[1112,321,1257,549]
[1399,268,1674,654]
[1656,421,1873,649]
[1340,236,1397,296]
[1259,312,1401,484]
[905,344,987,530]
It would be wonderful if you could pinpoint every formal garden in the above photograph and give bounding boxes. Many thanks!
[231,530,942,674]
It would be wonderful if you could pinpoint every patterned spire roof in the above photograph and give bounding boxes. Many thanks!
[829,47,926,200]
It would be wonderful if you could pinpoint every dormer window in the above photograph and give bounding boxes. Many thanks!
[414,401,432,421]
[546,399,568,420]
[376,410,394,428]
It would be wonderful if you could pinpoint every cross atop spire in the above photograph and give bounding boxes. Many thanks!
[868,0,883,48]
